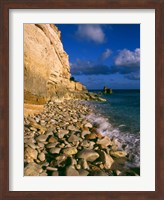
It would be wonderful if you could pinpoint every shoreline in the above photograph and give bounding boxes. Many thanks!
[24,99,140,176]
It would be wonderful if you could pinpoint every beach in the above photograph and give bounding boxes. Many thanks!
[24,98,140,176]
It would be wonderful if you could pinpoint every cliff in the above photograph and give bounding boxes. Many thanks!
[24,24,87,104]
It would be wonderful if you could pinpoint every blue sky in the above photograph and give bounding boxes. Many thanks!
[56,24,140,90]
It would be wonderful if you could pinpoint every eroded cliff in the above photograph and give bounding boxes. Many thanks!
[24,24,87,104]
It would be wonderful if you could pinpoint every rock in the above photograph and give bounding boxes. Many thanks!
[52,171,59,176]
[67,125,79,132]
[85,133,97,140]
[46,143,58,149]
[24,24,87,104]
[97,150,114,169]
[39,172,48,176]
[58,129,69,138]
[84,122,93,128]
[78,169,89,176]
[77,149,99,162]
[93,170,108,176]
[68,134,80,144]
[81,127,91,138]
[66,165,79,176]
[110,151,127,158]
[46,166,58,171]
[38,152,45,161]
[37,142,45,148]
[78,159,89,170]
[49,147,61,154]
[63,147,78,155]
[26,142,37,149]
[24,163,42,176]
[48,137,57,143]
[97,136,112,148]
[24,147,38,163]
[80,140,90,148]
[35,135,47,142]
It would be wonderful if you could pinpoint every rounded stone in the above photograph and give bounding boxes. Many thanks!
[49,147,61,154]
[77,149,99,162]
[63,147,78,155]
[35,135,48,142]
[38,152,45,161]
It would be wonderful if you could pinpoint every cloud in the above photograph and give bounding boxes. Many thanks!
[70,48,140,80]
[101,48,112,61]
[75,25,105,43]
[125,72,140,80]
[115,48,140,67]
[71,59,111,75]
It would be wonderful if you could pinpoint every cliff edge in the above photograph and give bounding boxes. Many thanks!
[24,24,88,104]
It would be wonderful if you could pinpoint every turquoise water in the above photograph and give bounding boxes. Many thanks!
[87,89,140,167]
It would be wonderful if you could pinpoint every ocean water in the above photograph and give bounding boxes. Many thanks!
[86,89,140,168]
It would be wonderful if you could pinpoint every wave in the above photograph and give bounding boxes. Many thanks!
[86,113,140,168]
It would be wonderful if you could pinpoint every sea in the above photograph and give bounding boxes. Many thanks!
[86,89,140,169]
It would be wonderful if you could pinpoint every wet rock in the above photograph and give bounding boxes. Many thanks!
[84,122,93,128]
[35,135,48,142]
[81,127,91,138]
[97,136,112,148]
[24,163,42,176]
[77,149,99,162]
[110,151,127,158]
[66,165,79,176]
[63,147,78,155]
[85,133,97,140]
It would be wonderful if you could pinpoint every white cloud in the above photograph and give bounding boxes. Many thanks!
[75,25,105,43]
[115,48,140,67]
[101,48,112,60]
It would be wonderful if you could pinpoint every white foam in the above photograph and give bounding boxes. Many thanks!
[86,113,140,168]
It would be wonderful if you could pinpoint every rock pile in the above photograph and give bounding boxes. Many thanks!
[24,100,139,176]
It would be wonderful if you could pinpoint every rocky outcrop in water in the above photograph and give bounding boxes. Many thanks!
[24,24,91,104]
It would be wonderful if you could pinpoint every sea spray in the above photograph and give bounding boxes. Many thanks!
[86,112,140,168]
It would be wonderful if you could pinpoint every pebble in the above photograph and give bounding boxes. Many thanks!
[24,163,43,176]
[78,169,89,176]
[66,165,79,176]
[46,167,58,171]
[49,147,61,154]
[110,151,127,158]
[24,100,135,177]
[77,149,99,162]
[97,136,112,148]
[38,152,45,161]
[63,147,78,155]
[36,135,48,142]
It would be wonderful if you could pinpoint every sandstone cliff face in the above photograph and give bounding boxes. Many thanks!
[24,24,86,104]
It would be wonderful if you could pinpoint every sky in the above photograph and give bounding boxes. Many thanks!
[56,24,140,90]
